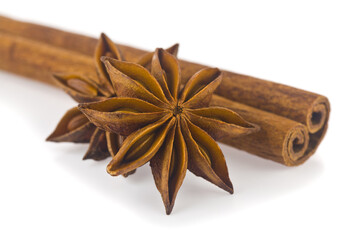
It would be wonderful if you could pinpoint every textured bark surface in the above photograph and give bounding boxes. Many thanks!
[0,16,330,166]
[0,32,96,85]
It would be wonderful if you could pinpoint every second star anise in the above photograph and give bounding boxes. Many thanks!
[46,33,178,164]
[79,48,259,214]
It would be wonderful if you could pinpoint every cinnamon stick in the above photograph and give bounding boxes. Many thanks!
[0,15,330,161]
[212,96,310,165]
[0,31,315,165]
[0,32,96,84]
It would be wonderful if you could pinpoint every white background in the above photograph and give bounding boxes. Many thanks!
[0,1,359,239]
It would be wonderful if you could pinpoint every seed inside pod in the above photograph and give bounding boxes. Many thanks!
[113,108,140,113]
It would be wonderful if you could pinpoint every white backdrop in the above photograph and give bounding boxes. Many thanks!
[0,1,359,239]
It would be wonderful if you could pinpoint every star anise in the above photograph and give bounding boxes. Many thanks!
[78,48,259,214]
[46,33,178,165]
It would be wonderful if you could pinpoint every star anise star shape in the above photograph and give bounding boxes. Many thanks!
[46,33,178,165]
[79,48,258,214]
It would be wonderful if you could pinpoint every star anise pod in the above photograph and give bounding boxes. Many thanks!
[46,33,178,164]
[78,48,259,214]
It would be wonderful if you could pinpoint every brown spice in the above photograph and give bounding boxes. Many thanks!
[212,96,310,165]
[78,49,258,213]
[0,16,330,127]
[45,33,123,161]
[0,31,317,166]
[0,15,330,163]
[45,33,179,164]
[0,17,330,165]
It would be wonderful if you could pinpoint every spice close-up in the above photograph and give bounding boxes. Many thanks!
[0,15,332,214]
[0,2,359,239]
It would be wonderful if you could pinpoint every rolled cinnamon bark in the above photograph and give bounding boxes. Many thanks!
[212,95,310,166]
[0,16,146,63]
[0,31,313,165]
[0,32,316,166]
[0,16,330,132]
[0,16,330,156]
[0,32,96,85]
[0,32,310,166]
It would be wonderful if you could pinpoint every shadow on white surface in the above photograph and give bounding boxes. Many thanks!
[0,72,325,223]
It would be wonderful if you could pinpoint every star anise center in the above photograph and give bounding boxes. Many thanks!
[172,103,183,116]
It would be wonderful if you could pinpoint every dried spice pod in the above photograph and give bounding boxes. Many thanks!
[150,123,187,214]
[106,132,124,157]
[137,43,179,70]
[0,15,330,161]
[184,107,256,140]
[79,97,169,135]
[78,49,258,214]
[106,131,136,177]
[83,128,110,160]
[45,33,123,161]
[94,33,122,96]
[52,74,106,103]
[46,107,96,143]
[42,32,179,163]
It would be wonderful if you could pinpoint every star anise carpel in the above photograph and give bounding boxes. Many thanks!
[79,48,259,214]
[46,33,178,165]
